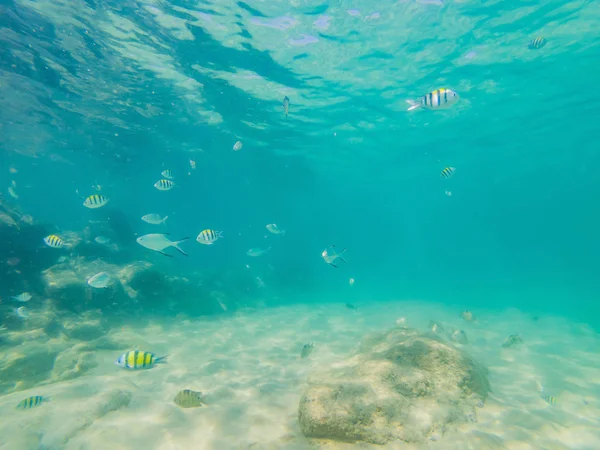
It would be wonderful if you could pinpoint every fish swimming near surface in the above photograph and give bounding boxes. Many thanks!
[321,245,347,268]
[300,342,314,359]
[283,96,290,118]
[406,88,459,111]
[266,223,286,235]
[115,350,167,370]
[161,169,174,179]
[87,272,112,289]
[83,194,109,209]
[16,396,48,409]
[142,214,168,225]
[196,229,223,245]
[44,234,64,248]
[136,233,189,256]
[233,141,243,151]
[528,37,547,49]
[246,246,271,257]
[440,167,456,179]
[173,389,205,408]
[12,292,32,302]
[154,179,175,191]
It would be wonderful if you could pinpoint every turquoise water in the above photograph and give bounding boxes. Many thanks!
[1,1,600,447]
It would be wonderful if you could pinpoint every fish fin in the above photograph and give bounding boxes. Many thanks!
[329,263,338,268]
[162,216,168,225]
[159,251,173,258]
[174,237,190,256]
[340,248,347,254]
[339,257,348,264]
[406,100,421,111]
[155,355,168,364]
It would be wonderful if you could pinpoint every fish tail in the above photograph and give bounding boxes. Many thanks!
[162,216,169,225]
[406,99,421,111]
[155,355,168,364]
[174,237,190,256]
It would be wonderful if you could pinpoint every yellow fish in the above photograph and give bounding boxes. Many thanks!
[114,350,167,370]
[83,194,109,209]
[440,167,456,179]
[173,389,204,408]
[16,395,48,409]
[154,179,174,191]
[528,37,547,50]
[43,234,64,248]
[407,88,459,111]
[196,229,223,245]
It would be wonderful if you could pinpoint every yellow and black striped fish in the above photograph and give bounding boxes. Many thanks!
[173,389,204,408]
[83,194,109,209]
[542,394,556,405]
[154,179,175,191]
[43,234,63,248]
[440,167,456,179]
[196,229,223,245]
[407,88,459,111]
[528,37,546,50]
[161,169,174,179]
[16,395,47,409]
[114,350,167,370]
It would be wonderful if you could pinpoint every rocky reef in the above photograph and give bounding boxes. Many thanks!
[298,326,491,445]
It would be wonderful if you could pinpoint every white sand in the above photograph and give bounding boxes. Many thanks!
[0,300,599,449]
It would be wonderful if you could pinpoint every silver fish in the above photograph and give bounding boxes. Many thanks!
[246,246,271,257]
[15,306,28,319]
[94,236,111,245]
[266,223,285,235]
[321,245,347,268]
[87,272,112,289]
[142,214,168,225]
[161,169,174,179]
[12,292,32,302]
[136,233,189,257]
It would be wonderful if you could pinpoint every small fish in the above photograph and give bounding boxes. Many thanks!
[407,88,459,111]
[142,214,168,225]
[189,160,196,169]
[321,245,347,268]
[136,234,189,257]
[345,303,357,310]
[43,234,64,248]
[460,310,474,322]
[246,246,271,257]
[20,214,33,225]
[94,236,111,245]
[15,306,28,319]
[255,276,266,288]
[451,329,468,344]
[83,194,109,209]
[173,389,204,408]
[429,321,444,334]
[196,229,223,245]
[114,350,167,370]
[0,212,19,229]
[154,179,175,191]
[16,396,48,409]
[502,334,524,348]
[440,167,456,179]
[445,190,452,197]
[300,342,314,359]
[12,292,32,302]
[528,37,547,50]
[233,140,243,151]
[266,223,286,235]
[161,169,174,179]
[8,184,18,199]
[87,272,112,289]
[542,394,557,405]
[349,277,355,286]
[283,96,290,117]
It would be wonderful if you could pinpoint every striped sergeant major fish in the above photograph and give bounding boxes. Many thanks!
[528,37,546,50]
[43,234,64,248]
[154,179,175,191]
[16,395,49,409]
[407,88,459,111]
[114,350,167,370]
[83,194,109,209]
[535,380,556,405]
[161,169,174,179]
[440,167,456,179]
[196,229,223,245]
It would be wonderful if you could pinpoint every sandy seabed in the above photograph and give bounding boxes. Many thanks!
[0,300,599,450]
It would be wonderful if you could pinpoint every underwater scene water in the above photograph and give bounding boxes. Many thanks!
[1,0,600,448]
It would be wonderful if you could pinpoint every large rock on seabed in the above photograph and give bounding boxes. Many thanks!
[298,327,491,445]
